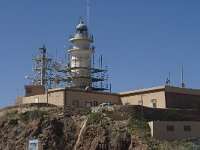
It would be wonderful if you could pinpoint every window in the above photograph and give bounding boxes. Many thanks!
[94,101,98,106]
[151,99,157,108]
[73,100,79,107]
[184,125,191,131]
[167,125,174,131]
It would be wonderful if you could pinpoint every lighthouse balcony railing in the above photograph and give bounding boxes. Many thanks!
[69,34,93,41]
[69,45,95,50]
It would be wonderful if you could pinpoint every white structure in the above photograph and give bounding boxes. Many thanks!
[68,20,94,88]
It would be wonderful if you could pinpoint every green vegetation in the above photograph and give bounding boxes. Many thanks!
[101,108,106,113]
[5,110,18,119]
[86,112,101,126]
[0,109,49,122]
[0,110,19,121]
[19,110,48,122]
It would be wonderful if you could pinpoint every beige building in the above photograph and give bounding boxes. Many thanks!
[149,121,200,141]
[16,87,121,107]
[120,85,200,110]
[16,85,200,109]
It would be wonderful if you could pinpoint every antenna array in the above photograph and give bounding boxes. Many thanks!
[26,45,55,89]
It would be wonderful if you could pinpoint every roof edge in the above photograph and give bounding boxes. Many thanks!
[119,85,166,96]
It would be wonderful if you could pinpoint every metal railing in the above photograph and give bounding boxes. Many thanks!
[69,34,93,41]
[69,45,95,50]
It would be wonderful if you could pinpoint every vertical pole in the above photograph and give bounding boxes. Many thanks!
[92,54,94,68]
[166,72,171,85]
[16,88,19,100]
[40,45,46,87]
[100,55,103,69]
[180,66,185,88]
[141,94,144,131]
[68,53,70,67]
[49,61,52,89]
[92,54,95,88]
[87,0,90,27]
[181,67,183,87]
[100,55,103,90]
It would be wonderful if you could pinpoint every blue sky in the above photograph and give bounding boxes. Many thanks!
[1,0,200,108]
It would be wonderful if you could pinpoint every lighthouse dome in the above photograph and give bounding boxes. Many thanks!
[76,20,88,31]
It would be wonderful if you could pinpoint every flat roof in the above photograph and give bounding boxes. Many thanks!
[165,86,200,95]
[47,87,119,96]
[48,88,65,92]
[119,85,200,96]
[119,85,165,96]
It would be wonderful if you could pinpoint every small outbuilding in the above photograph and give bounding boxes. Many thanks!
[149,121,200,141]
[120,85,200,110]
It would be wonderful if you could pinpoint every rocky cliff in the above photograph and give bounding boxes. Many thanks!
[0,104,199,150]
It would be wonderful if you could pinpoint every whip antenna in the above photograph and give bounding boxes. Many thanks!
[87,0,90,27]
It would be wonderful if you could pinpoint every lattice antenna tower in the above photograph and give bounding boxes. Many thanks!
[26,45,54,89]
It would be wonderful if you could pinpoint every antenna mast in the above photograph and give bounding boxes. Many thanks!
[87,0,90,27]
[26,45,54,89]
[180,66,185,88]
[166,72,171,85]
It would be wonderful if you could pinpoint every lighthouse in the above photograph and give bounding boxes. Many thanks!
[68,20,94,88]
[52,20,109,91]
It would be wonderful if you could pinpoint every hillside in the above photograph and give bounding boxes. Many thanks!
[0,104,199,150]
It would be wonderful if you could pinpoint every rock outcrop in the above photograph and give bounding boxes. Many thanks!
[0,104,198,150]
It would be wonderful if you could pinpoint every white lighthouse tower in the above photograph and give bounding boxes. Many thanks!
[52,20,109,91]
[68,20,94,88]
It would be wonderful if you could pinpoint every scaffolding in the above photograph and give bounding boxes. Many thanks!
[27,45,54,89]
[52,54,110,92]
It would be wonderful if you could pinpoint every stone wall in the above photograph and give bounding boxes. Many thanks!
[94,105,200,121]
[0,103,91,118]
